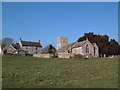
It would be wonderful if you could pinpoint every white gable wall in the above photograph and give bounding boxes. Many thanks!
[82,40,94,57]
[19,41,22,48]
[0,45,1,53]
[71,39,99,58]
[72,47,83,55]
[93,43,99,57]
[4,44,16,54]
[0,45,2,55]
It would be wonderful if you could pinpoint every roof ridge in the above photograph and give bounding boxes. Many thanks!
[21,40,42,47]
[62,42,76,48]
[21,40,40,43]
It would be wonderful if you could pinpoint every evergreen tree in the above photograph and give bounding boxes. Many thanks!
[77,32,120,56]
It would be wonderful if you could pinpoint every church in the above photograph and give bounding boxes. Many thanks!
[57,37,99,58]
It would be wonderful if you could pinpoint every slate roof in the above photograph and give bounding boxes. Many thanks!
[57,42,76,52]
[57,45,70,52]
[21,41,42,47]
[72,40,86,48]
[11,43,20,49]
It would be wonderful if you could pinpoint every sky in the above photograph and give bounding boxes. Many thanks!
[2,2,118,48]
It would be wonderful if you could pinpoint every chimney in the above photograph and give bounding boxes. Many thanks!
[20,38,22,41]
[86,37,89,41]
[38,40,40,43]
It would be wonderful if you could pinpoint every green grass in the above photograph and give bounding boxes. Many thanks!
[2,55,118,88]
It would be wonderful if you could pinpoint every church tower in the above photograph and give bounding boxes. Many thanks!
[57,37,68,50]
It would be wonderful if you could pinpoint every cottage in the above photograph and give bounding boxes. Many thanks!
[4,43,20,54]
[19,39,42,54]
[4,38,42,55]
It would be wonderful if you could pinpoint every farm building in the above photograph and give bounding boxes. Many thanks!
[4,38,42,55]
[19,38,42,54]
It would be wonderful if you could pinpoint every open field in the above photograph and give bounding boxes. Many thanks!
[2,55,118,88]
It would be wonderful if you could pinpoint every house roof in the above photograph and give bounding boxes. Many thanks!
[21,41,42,47]
[11,43,20,49]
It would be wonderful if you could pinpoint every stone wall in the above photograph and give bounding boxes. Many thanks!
[58,53,71,58]
[58,53,89,59]
[58,53,75,58]
[33,54,54,58]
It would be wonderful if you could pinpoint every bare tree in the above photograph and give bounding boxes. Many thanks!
[1,37,14,49]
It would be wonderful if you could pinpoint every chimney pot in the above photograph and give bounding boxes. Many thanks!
[20,38,22,41]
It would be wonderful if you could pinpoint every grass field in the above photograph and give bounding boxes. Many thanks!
[2,55,118,88]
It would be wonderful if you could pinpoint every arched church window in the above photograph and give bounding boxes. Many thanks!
[68,50,70,53]
[86,45,89,54]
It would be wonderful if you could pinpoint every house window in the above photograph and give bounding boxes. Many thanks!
[86,45,89,54]
[36,47,38,50]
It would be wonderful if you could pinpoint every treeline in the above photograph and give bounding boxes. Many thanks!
[77,32,120,57]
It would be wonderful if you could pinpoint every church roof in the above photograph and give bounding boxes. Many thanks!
[57,45,70,52]
[72,40,86,48]
[21,41,42,47]
[57,42,76,52]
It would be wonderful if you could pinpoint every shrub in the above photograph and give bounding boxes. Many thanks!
[73,54,85,60]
